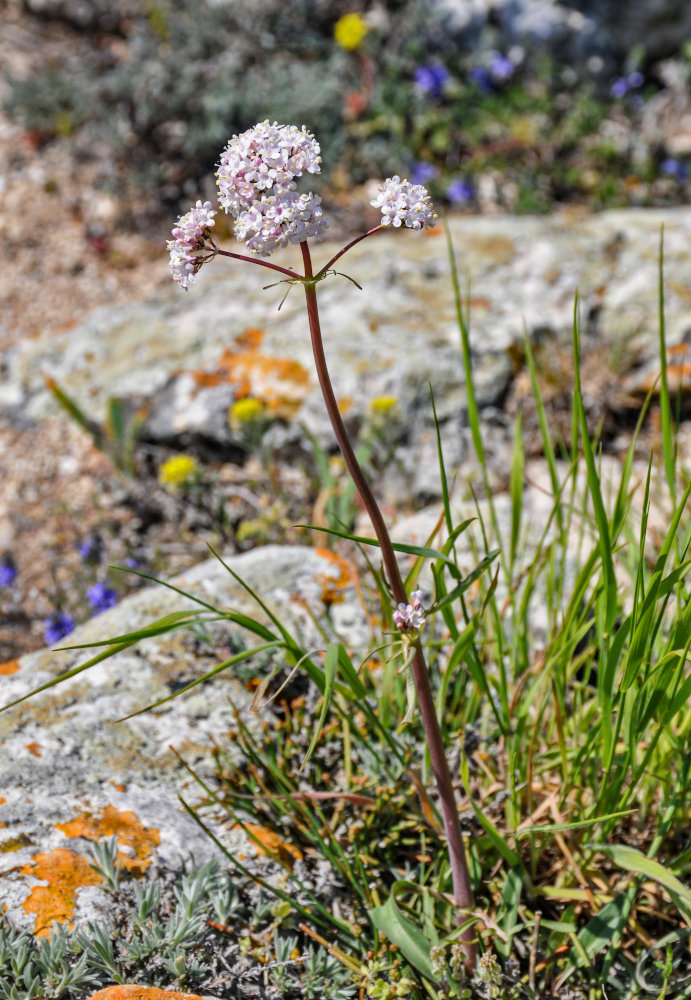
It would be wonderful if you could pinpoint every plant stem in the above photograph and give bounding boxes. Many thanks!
[300,239,476,969]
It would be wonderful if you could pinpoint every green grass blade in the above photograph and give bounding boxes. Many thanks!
[572,297,617,631]
[657,227,676,500]
[300,642,339,772]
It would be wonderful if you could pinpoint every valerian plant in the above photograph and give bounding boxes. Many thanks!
[167,119,476,969]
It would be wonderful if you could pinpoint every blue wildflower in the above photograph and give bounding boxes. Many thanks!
[0,554,17,587]
[414,64,449,99]
[87,581,118,614]
[447,179,473,204]
[489,52,514,81]
[611,71,644,98]
[662,158,688,180]
[410,162,440,186]
[44,612,75,645]
[469,66,493,93]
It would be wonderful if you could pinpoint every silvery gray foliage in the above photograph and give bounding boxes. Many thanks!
[0,856,356,998]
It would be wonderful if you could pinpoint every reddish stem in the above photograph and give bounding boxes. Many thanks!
[316,225,384,278]
[215,248,300,279]
[300,239,476,969]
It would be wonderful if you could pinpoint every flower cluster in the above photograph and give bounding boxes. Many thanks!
[334,12,369,51]
[216,121,327,256]
[370,176,436,230]
[167,200,217,289]
[393,590,425,631]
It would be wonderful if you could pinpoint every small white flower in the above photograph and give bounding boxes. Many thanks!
[371,175,436,230]
[234,189,328,257]
[393,594,426,631]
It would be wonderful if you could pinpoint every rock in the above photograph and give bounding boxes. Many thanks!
[0,545,366,935]
[2,208,690,504]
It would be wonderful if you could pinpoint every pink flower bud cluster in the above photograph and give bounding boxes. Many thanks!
[216,120,328,257]
[393,590,426,631]
[370,175,437,230]
[167,200,217,289]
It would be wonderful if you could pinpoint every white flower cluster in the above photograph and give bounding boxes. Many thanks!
[216,120,327,256]
[393,589,426,631]
[167,200,217,289]
[370,175,436,230]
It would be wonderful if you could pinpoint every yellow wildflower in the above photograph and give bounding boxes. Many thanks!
[369,395,399,416]
[334,12,369,51]
[158,454,199,489]
[229,397,265,427]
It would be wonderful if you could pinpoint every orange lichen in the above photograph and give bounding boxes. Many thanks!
[25,742,43,757]
[0,658,20,675]
[315,548,357,607]
[20,848,103,935]
[56,805,160,875]
[234,822,303,868]
[185,328,311,417]
[85,988,206,1000]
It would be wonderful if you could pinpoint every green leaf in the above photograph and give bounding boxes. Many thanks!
[509,409,524,566]
[300,643,339,772]
[517,809,634,837]
[297,524,462,574]
[586,843,691,921]
[370,887,434,981]
[569,892,634,968]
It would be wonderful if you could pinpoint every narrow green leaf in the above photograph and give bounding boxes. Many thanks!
[300,643,339,772]
[297,524,462,574]
[517,809,634,837]
[509,410,524,566]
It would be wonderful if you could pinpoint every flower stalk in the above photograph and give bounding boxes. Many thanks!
[167,119,476,971]
[301,239,475,968]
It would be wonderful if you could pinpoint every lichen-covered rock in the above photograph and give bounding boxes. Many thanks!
[2,209,690,503]
[0,545,366,936]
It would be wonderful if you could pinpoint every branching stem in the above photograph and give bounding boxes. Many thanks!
[300,239,475,969]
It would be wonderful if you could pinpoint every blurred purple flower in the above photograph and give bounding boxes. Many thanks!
[414,64,449,99]
[78,532,104,564]
[410,162,440,186]
[469,66,493,93]
[662,158,688,180]
[44,612,75,645]
[490,52,514,81]
[87,581,118,614]
[611,71,644,98]
[447,179,473,204]
[0,554,17,587]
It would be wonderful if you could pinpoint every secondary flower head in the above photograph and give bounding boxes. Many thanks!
[393,589,425,631]
[44,611,75,646]
[334,12,369,50]
[167,200,217,289]
[371,176,436,230]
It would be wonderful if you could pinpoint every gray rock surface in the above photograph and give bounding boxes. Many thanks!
[0,545,366,934]
[2,208,690,501]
